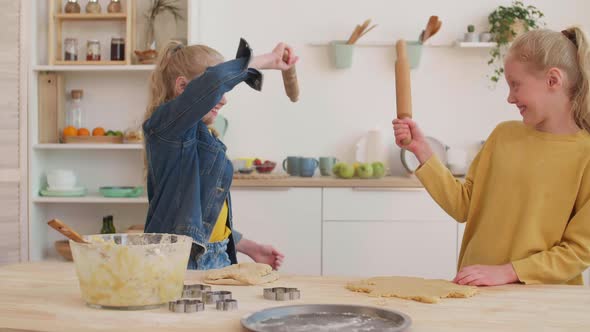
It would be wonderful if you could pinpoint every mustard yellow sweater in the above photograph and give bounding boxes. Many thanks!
[415,121,590,285]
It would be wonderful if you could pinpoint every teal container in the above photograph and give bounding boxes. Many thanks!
[405,41,423,69]
[331,40,355,69]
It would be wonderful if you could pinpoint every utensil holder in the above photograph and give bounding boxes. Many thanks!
[404,41,423,69]
[331,41,355,69]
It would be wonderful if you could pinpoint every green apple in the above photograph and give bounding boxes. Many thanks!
[338,163,355,179]
[332,162,345,177]
[372,161,385,178]
[357,163,374,179]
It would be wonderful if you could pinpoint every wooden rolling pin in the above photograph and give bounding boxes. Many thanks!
[282,49,299,102]
[395,40,412,145]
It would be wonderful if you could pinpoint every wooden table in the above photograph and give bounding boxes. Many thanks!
[1,262,589,331]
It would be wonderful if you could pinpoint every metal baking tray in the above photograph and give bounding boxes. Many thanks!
[241,304,411,332]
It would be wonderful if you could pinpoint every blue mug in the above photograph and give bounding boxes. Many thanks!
[300,158,319,177]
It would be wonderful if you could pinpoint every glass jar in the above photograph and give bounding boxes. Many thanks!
[64,0,81,13]
[86,40,101,61]
[66,90,83,129]
[107,0,122,13]
[110,37,125,61]
[85,0,101,14]
[64,38,78,61]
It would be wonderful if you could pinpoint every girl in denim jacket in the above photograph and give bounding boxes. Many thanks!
[143,39,297,270]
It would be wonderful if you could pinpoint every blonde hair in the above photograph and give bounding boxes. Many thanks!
[144,41,224,175]
[508,27,590,132]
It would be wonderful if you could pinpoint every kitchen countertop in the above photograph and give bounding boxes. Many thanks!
[1,262,589,332]
[232,175,424,188]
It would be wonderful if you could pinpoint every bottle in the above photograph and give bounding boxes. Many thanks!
[64,0,81,13]
[107,0,122,13]
[86,40,101,61]
[101,215,116,234]
[85,0,101,14]
[110,37,125,61]
[66,90,83,129]
[64,38,78,61]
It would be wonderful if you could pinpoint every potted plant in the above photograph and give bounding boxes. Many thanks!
[487,0,544,82]
[464,25,478,42]
[135,0,184,64]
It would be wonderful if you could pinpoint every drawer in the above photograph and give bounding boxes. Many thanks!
[323,188,450,221]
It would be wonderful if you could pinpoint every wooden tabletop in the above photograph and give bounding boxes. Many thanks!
[1,262,589,332]
[232,176,424,188]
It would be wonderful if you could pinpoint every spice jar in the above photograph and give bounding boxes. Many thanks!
[86,40,101,61]
[107,0,122,13]
[64,0,81,13]
[85,0,101,14]
[110,37,125,61]
[64,38,78,61]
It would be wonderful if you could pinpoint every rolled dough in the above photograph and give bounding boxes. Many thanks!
[203,262,279,285]
[347,276,478,304]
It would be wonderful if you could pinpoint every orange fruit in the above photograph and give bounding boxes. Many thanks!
[78,128,90,136]
[92,127,105,136]
[63,126,77,137]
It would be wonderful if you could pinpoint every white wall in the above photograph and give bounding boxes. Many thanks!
[190,0,590,174]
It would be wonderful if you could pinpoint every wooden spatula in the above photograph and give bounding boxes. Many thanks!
[47,219,87,243]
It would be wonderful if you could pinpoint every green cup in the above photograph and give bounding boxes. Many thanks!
[405,41,423,69]
[331,41,355,69]
[319,157,338,176]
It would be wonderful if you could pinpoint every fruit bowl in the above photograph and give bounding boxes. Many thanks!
[254,160,277,174]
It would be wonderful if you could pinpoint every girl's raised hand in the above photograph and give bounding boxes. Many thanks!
[250,43,299,71]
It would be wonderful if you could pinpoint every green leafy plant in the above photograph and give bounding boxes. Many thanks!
[145,0,184,50]
[467,25,475,33]
[487,1,544,83]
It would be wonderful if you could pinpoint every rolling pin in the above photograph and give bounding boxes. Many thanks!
[395,40,412,145]
[282,49,299,102]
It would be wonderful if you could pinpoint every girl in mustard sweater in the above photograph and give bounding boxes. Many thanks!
[393,27,590,286]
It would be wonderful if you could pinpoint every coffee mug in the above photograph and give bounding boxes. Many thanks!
[300,158,319,177]
[319,157,338,176]
[282,156,302,176]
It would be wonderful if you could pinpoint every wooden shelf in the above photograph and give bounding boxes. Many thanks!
[33,193,148,204]
[53,60,127,66]
[55,13,127,21]
[455,42,497,48]
[307,41,452,48]
[33,64,154,72]
[33,143,143,150]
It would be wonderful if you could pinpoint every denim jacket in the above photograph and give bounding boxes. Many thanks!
[142,39,263,266]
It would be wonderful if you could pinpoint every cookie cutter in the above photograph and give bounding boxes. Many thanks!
[263,287,301,301]
[182,284,212,298]
[203,290,233,305]
[168,299,205,313]
[216,299,238,311]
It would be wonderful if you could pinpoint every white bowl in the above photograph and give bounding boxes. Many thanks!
[47,170,77,190]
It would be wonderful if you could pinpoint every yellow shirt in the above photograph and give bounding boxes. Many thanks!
[415,121,590,285]
[209,200,231,242]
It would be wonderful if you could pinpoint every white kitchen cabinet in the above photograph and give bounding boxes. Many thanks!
[230,188,322,276]
[322,188,457,279]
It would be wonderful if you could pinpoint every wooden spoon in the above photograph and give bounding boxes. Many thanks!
[422,15,439,42]
[358,24,378,40]
[47,219,87,243]
[346,25,362,44]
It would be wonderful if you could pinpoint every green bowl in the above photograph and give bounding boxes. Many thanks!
[99,186,143,198]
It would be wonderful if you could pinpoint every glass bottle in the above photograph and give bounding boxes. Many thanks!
[64,38,78,61]
[101,215,116,234]
[64,0,81,13]
[110,37,125,61]
[66,90,83,129]
[107,0,122,13]
[86,40,101,61]
[85,0,101,14]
